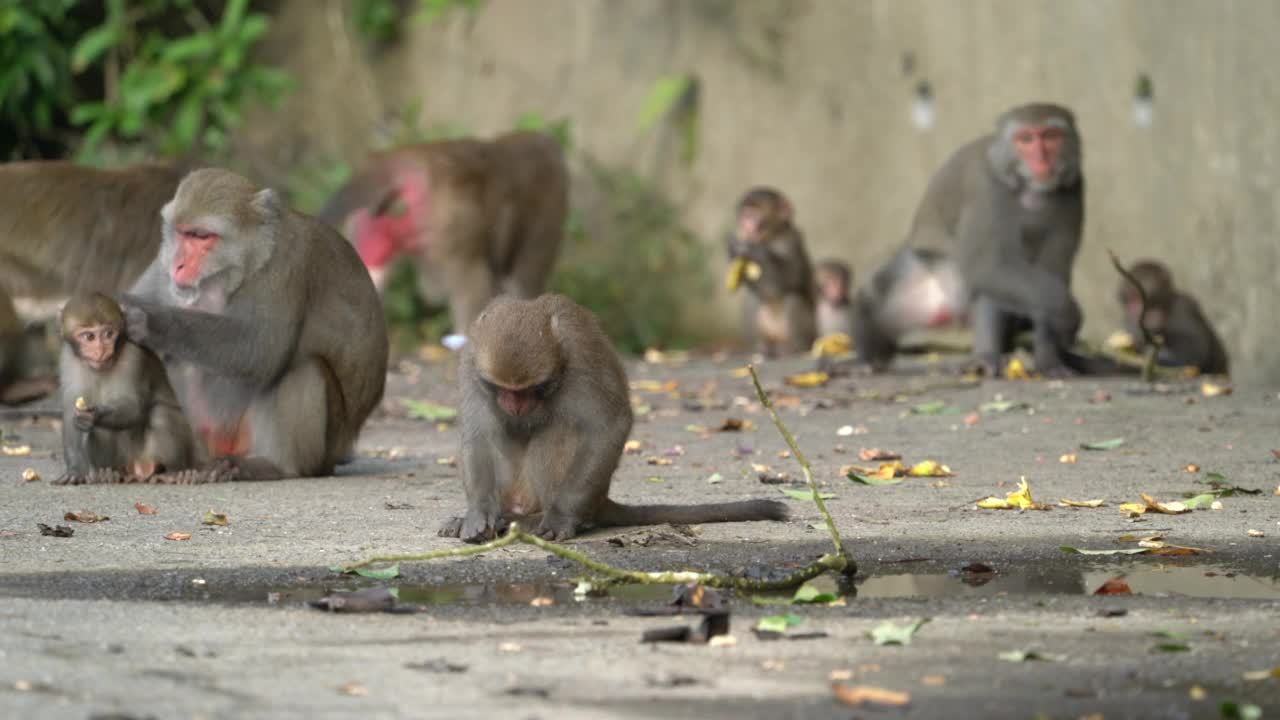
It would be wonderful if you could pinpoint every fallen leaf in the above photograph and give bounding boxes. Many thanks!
[1211,500,1224,510]
[400,399,457,421]
[784,371,829,388]
[1242,667,1280,682]
[135,502,158,515]
[623,440,643,454]
[831,684,910,708]
[1189,685,1208,701]
[1059,454,1078,464]
[1219,702,1264,720]
[1200,381,1231,397]
[730,366,752,379]
[435,456,457,467]
[869,618,930,646]
[1093,577,1133,595]
[37,523,74,537]
[811,332,852,358]
[909,400,955,415]
[858,447,900,462]
[847,470,903,486]
[164,532,192,541]
[998,650,1057,662]
[530,596,554,607]
[756,613,804,633]
[201,510,230,526]
[646,476,665,483]
[779,488,836,501]
[1141,493,1190,514]
[717,418,752,432]
[1185,464,1200,473]
[2,444,31,456]
[963,412,980,427]
[921,675,946,686]
[64,510,109,523]
[708,635,737,647]
[1181,493,1216,509]
[1118,502,1148,516]
[1058,498,1105,508]
[906,460,952,477]
[1059,546,1149,556]
[1247,529,1265,538]
[354,563,401,580]
[976,477,1050,510]
[338,681,367,696]
[1080,437,1126,451]
[646,456,673,466]
[21,468,39,482]
[704,473,723,484]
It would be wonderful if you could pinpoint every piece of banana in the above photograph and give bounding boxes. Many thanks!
[75,396,89,412]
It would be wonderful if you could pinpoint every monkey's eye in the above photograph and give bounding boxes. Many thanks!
[1041,128,1065,142]
[78,331,95,342]
[102,329,116,341]
[1012,130,1035,145]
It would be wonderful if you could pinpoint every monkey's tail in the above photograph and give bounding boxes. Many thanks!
[595,498,789,528]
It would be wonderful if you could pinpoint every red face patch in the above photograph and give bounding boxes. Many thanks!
[497,388,539,417]
[353,210,399,269]
[1012,125,1065,183]
[172,226,219,286]
[352,173,430,270]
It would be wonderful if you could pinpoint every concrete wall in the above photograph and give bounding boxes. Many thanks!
[241,0,1280,384]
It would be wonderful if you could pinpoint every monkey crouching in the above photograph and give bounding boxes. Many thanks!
[439,294,789,543]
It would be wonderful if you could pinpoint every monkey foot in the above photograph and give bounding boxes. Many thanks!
[152,466,238,485]
[52,468,128,485]
[437,516,464,538]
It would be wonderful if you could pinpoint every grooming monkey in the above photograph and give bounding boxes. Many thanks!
[814,259,855,338]
[1117,259,1229,375]
[0,160,189,402]
[122,168,388,480]
[726,187,817,356]
[439,294,789,543]
[320,130,568,335]
[852,103,1092,375]
[55,293,201,485]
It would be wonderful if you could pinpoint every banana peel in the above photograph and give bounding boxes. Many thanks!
[725,257,762,291]
[811,332,852,358]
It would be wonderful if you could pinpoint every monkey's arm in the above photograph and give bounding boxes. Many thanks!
[120,298,293,385]
[60,409,91,476]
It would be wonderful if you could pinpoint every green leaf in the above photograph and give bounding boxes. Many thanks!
[870,618,930,646]
[1220,702,1264,720]
[1181,493,1217,509]
[998,649,1056,662]
[354,563,400,580]
[1151,630,1187,641]
[778,488,835,501]
[161,33,216,63]
[400,399,457,421]
[237,14,270,45]
[704,473,723,484]
[909,400,959,415]
[638,75,691,131]
[847,472,903,486]
[69,101,107,125]
[792,582,838,605]
[1154,642,1190,653]
[170,93,204,149]
[1059,546,1150,556]
[978,400,1025,413]
[71,25,119,73]
[220,0,249,38]
[1079,437,1126,451]
[756,613,804,633]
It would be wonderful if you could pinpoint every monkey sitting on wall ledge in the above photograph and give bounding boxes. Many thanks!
[439,294,789,542]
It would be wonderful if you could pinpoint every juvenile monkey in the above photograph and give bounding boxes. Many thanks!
[123,168,388,480]
[439,294,789,542]
[814,259,855,338]
[726,187,817,356]
[1117,260,1229,375]
[55,293,199,485]
[320,130,568,335]
[853,103,1089,375]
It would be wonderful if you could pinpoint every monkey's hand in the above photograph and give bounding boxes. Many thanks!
[73,405,97,431]
[122,303,150,343]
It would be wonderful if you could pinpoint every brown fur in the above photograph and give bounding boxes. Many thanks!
[1118,260,1229,375]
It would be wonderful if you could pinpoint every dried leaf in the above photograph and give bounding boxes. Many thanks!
[1118,502,1148,516]
[998,650,1058,662]
[64,510,109,523]
[164,532,192,541]
[1059,546,1149,556]
[1242,667,1280,682]
[623,440,643,454]
[646,456,673,466]
[858,447,901,462]
[717,418,752,432]
[37,523,74,537]
[2,444,31,456]
[1093,577,1132,595]
[338,682,368,696]
[1058,498,1104,508]
[201,510,230,526]
[976,477,1050,510]
[909,400,955,415]
[135,502,158,515]
[1247,529,1265,538]
[1141,493,1189,514]
[784,371,829,388]
[831,684,910,708]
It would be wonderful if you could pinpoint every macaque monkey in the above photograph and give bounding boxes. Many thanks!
[0,160,189,401]
[439,294,788,542]
[55,293,199,485]
[1116,260,1229,375]
[726,187,817,356]
[122,168,389,480]
[814,259,855,338]
[0,292,56,405]
[319,130,568,336]
[853,103,1089,375]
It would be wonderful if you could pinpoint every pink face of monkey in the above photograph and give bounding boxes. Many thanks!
[1011,124,1066,184]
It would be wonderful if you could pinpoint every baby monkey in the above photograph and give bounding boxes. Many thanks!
[1116,260,1229,375]
[814,259,855,338]
[56,293,211,485]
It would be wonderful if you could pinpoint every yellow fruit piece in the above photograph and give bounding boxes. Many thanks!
[75,396,89,411]
[906,460,953,477]
[811,332,853,358]
[1105,330,1136,351]
[976,477,1048,510]
[784,371,829,388]
[725,257,748,291]
[1118,502,1148,516]
[1058,498,1105,508]
[21,468,39,482]
[1005,356,1035,380]
[745,261,762,281]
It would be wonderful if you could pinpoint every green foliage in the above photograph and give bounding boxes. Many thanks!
[638,73,701,166]
[551,157,712,354]
[513,111,573,152]
[418,0,482,23]
[351,0,400,45]
[68,0,290,159]
[0,0,80,157]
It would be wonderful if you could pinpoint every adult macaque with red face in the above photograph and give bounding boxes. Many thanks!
[852,103,1091,375]
[55,293,201,485]
[320,130,568,336]
[1117,259,1229,375]
[726,187,817,356]
[122,168,388,480]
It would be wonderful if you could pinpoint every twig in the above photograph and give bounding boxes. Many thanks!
[1107,249,1159,383]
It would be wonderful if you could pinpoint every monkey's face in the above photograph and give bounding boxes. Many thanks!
[484,378,557,418]
[72,323,120,371]
[1012,124,1066,185]
[818,272,849,305]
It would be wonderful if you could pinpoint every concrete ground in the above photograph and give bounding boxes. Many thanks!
[1,353,1278,719]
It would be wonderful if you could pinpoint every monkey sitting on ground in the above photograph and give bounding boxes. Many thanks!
[438,294,789,543]
[814,259,855,338]
[123,168,389,480]
[1117,259,1229,375]
[320,130,568,336]
[853,103,1096,376]
[54,293,209,485]
[726,187,817,357]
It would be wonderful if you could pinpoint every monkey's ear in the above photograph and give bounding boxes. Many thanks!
[160,199,176,225]
[251,188,283,222]
[779,200,794,222]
